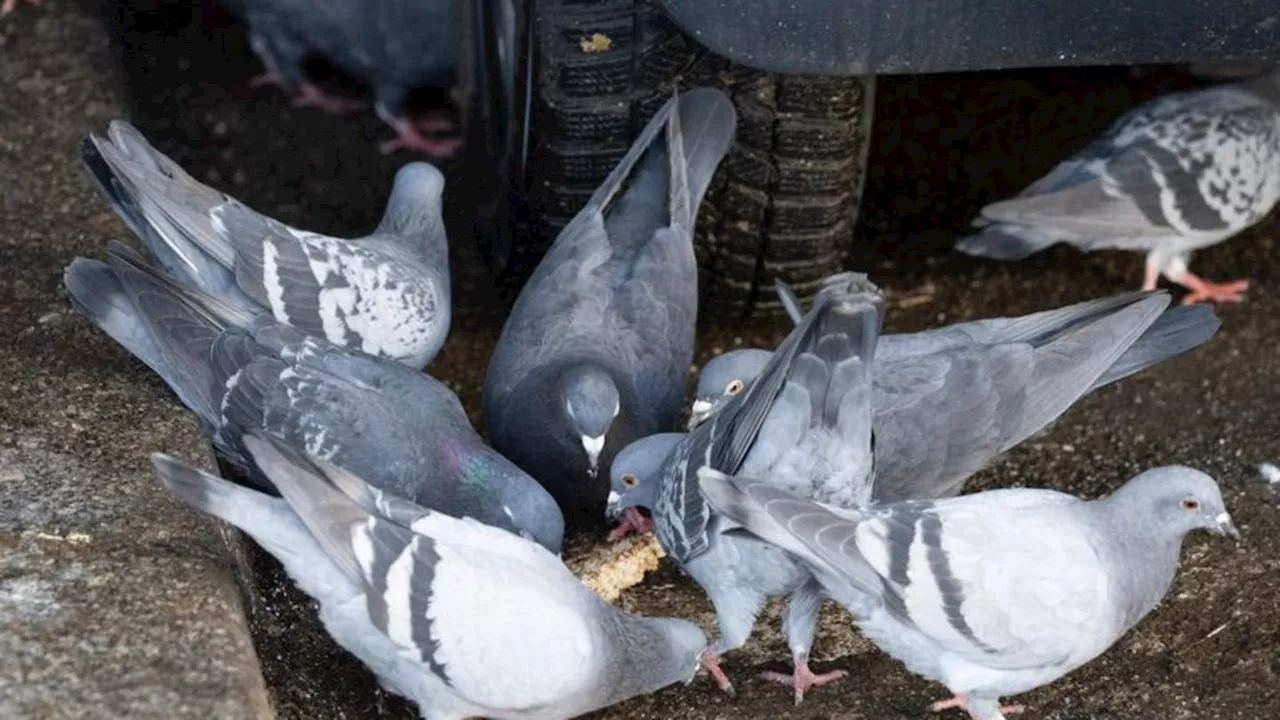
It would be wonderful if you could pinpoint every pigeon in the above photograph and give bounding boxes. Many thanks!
[64,241,563,553]
[152,431,708,720]
[956,70,1280,305]
[223,0,461,155]
[81,121,452,370]
[482,89,737,528]
[611,282,1220,699]
[698,465,1240,720]
[608,273,885,700]
[687,274,1220,430]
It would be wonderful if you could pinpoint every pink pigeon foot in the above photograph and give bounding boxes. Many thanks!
[760,657,847,706]
[249,70,290,90]
[1177,273,1249,305]
[412,108,457,134]
[699,650,735,696]
[607,507,654,541]
[929,694,1025,718]
[1,0,38,16]
[291,82,367,115]
[379,114,463,158]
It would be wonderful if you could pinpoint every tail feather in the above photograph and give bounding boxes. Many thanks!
[150,453,310,568]
[774,278,804,325]
[101,248,234,428]
[82,122,248,304]
[955,224,1058,261]
[1010,293,1169,451]
[63,257,173,382]
[668,88,738,228]
[697,468,880,606]
[1092,303,1220,390]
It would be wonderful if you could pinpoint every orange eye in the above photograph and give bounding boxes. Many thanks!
[1181,497,1200,511]
[621,473,639,488]
[726,379,744,395]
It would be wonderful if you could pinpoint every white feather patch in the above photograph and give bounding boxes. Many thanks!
[381,535,424,655]
[261,240,291,324]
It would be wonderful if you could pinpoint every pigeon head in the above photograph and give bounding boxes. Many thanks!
[688,349,771,429]
[1110,465,1239,541]
[607,433,683,518]
[605,615,707,702]
[561,364,622,479]
[377,162,446,238]
[494,473,567,555]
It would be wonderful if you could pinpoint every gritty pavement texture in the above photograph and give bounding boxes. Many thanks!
[0,3,272,719]
[4,2,1280,720]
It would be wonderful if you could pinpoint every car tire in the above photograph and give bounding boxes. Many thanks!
[518,0,876,320]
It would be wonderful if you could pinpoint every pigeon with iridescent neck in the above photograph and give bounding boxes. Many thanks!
[483,89,737,528]
[64,242,561,553]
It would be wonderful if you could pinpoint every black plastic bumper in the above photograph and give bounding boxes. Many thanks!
[659,0,1280,76]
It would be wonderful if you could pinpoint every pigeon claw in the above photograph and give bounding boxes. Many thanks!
[607,507,654,542]
[379,115,463,158]
[412,109,457,134]
[760,661,847,706]
[929,694,1025,718]
[1177,275,1249,306]
[699,650,735,697]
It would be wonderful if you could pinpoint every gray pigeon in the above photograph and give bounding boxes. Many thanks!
[611,282,1219,700]
[224,0,461,155]
[608,273,885,699]
[957,70,1280,305]
[482,89,737,528]
[699,465,1239,720]
[64,241,563,553]
[81,121,451,370]
[688,274,1220,431]
[152,432,707,720]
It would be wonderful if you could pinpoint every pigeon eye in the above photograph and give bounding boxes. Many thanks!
[725,379,744,395]
[1181,497,1201,511]
[621,473,639,488]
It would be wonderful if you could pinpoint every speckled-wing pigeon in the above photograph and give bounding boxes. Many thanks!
[608,273,885,700]
[957,70,1280,305]
[223,0,460,155]
[152,432,706,720]
[699,465,1239,720]
[482,88,737,528]
[82,121,451,369]
[64,241,561,552]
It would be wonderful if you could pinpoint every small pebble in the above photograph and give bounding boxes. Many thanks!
[1258,462,1280,485]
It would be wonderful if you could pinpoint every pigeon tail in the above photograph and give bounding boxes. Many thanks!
[1091,303,1220,390]
[150,452,316,575]
[80,122,245,302]
[955,224,1058,261]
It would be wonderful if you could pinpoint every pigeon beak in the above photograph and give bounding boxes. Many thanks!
[687,399,713,430]
[605,490,623,520]
[582,434,605,478]
[1213,512,1241,540]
